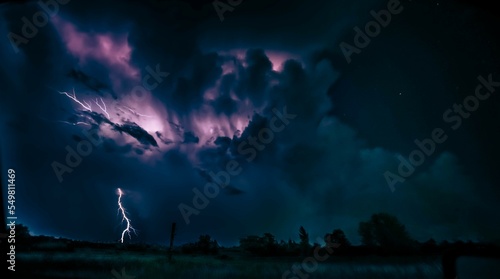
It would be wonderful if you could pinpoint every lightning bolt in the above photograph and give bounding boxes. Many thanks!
[94,97,110,118]
[37,116,92,127]
[58,89,92,111]
[122,105,152,118]
[116,188,137,243]
[57,120,91,126]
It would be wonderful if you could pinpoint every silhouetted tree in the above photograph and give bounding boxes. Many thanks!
[263,233,278,254]
[421,238,438,254]
[358,213,414,250]
[299,226,309,245]
[311,242,321,254]
[299,226,310,256]
[440,240,450,249]
[286,239,300,255]
[239,233,281,256]
[240,235,262,254]
[326,229,351,247]
[262,233,276,245]
[14,224,30,239]
[181,234,219,255]
[197,235,211,254]
[358,221,375,246]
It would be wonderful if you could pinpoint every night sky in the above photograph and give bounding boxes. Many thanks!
[1,0,499,246]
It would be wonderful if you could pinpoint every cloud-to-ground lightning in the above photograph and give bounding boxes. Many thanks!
[116,188,137,243]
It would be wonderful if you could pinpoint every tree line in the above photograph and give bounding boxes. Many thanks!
[11,212,498,258]
[181,212,495,257]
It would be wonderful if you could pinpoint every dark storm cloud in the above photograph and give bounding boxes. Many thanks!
[1,0,499,246]
[101,138,133,154]
[196,145,229,167]
[196,168,244,196]
[182,131,199,144]
[155,131,173,145]
[212,94,238,115]
[68,69,116,99]
[113,121,158,147]
[214,136,231,148]
[84,112,113,125]
[224,185,244,195]
[234,49,273,106]
[76,111,158,148]
[169,52,223,112]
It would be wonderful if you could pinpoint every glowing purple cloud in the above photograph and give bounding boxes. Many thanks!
[53,18,301,163]
[53,17,139,92]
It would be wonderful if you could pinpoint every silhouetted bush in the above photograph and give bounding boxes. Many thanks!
[181,234,219,255]
[239,233,291,256]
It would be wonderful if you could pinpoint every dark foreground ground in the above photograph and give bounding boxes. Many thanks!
[13,248,443,279]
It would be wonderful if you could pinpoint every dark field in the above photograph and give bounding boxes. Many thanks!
[17,248,443,279]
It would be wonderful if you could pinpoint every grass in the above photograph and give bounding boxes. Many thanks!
[17,249,443,279]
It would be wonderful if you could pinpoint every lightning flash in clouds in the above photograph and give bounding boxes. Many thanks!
[116,188,137,243]
[59,89,92,111]
[56,120,90,126]
[59,89,113,118]
[94,97,110,118]
[122,105,152,118]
